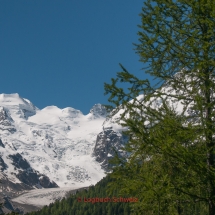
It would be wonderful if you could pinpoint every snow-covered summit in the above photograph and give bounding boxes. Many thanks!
[0,93,37,110]
[0,93,105,191]
[0,93,38,120]
[62,107,83,118]
[88,104,107,119]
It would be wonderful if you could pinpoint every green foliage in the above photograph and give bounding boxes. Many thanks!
[104,0,215,214]
[26,175,133,215]
[6,212,20,215]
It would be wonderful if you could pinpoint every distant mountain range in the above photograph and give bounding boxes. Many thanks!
[0,93,125,214]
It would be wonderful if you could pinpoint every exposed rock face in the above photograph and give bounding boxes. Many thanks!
[7,153,58,189]
[0,195,23,214]
[0,176,33,214]
[20,107,36,119]
[2,196,14,211]
[0,107,16,133]
[90,104,107,118]
[0,156,7,171]
[93,129,127,171]
[8,153,30,170]
[16,171,58,188]
[0,139,5,148]
[39,175,58,188]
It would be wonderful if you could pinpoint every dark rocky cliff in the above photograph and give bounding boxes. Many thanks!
[93,128,127,171]
[7,153,58,189]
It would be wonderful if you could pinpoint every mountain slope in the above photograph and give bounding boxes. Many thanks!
[0,94,106,194]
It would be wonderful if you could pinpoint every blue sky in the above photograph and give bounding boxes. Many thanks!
[1,0,148,114]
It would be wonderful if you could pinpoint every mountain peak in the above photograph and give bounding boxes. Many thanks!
[89,104,107,118]
[0,93,19,97]
[0,93,38,120]
[0,93,21,101]
[0,93,30,106]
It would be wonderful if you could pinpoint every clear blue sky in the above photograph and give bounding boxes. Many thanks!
[1,0,149,114]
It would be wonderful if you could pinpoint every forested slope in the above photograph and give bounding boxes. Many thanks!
[26,174,133,215]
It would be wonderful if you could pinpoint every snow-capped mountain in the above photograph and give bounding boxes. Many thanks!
[0,93,128,213]
[0,94,109,193]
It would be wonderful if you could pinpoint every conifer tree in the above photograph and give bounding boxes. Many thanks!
[104,0,215,214]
